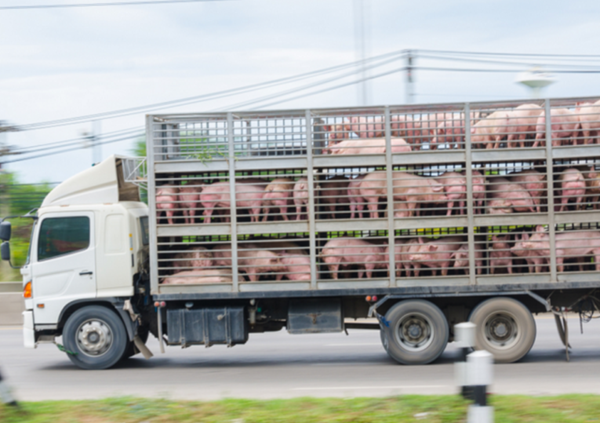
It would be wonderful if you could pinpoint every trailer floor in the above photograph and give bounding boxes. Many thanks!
[1,316,599,401]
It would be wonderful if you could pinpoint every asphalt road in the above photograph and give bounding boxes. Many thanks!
[2,316,600,401]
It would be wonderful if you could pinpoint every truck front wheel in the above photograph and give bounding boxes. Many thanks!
[382,300,449,365]
[469,297,536,363]
[63,305,128,370]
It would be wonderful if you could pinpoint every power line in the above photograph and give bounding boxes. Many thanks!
[419,49,600,59]
[417,54,600,70]
[0,0,228,10]
[414,66,600,74]
[15,50,407,131]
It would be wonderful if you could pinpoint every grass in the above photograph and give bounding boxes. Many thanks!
[2,395,600,423]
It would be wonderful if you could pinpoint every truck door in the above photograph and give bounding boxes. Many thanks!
[31,213,96,325]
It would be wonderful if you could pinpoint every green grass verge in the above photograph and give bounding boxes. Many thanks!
[2,395,600,423]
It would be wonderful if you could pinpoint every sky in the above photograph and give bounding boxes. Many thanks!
[1,0,600,183]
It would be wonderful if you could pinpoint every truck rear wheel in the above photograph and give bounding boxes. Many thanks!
[382,300,449,365]
[469,297,536,363]
[63,305,128,370]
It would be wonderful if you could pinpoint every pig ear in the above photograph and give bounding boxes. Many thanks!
[535,225,545,233]
[450,251,456,258]
[523,233,529,240]
[428,244,438,251]
[432,184,444,192]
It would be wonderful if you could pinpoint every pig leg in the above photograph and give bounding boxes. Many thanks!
[594,250,600,271]
[507,260,513,274]
[556,256,564,273]
[295,204,303,221]
[262,206,270,222]
[460,201,465,215]
[328,263,340,280]
[203,205,214,224]
[357,203,364,218]
[276,272,284,281]
[446,201,454,216]
[349,203,356,220]
[365,263,376,279]
[250,207,262,223]
[577,256,585,272]
[366,198,379,219]
[412,264,421,278]
[166,210,175,225]
[280,206,289,221]
[246,269,259,282]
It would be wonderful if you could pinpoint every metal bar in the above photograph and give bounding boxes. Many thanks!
[306,110,318,289]
[146,116,160,295]
[544,99,557,282]
[464,103,476,284]
[227,112,240,291]
[384,106,396,287]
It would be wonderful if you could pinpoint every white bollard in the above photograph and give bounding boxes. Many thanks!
[465,350,493,423]
[454,322,476,397]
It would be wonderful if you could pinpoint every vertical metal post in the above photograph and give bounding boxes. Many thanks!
[306,110,318,289]
[464,104,476,284]
[544,99,557,282]
[353,0,369,106]
[405,50,414,104]
[92,120,102,165]
[384,106,396,287]
[227,112,240,291]
[146,116,159,295]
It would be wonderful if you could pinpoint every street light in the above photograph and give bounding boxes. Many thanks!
[516,67,555,99]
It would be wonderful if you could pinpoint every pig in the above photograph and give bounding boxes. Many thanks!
[522,226,600,273]
[415,113,449,146]
[533,108,579,147]
[470,111,510,150]
[384,238,407,277]
[293,177,310,220]
[178,183,202,224]
[508,169,546,213]
[390,115,421,148]
[322,122,352,154]
[329,137,412,155]
[358,171,387,219]
[470,169,486,214]
[489,235,513,274]
[238,248,281,282]
[558,168,586,212]
[262,241,310,281]
[407,236,465,277]
[348,174,367,219]
[487,198,513,215]
[320,237,387,279]
[511,232,546,274]
[318,176,349,219]
[436,171,466,216]
[171,246,213,270]
[262,178,295,221]
[200,182,265,224]
[430,112,482,150]
[576,100,600,145]
[161,269,242,285]
[391,172,447,217]
[384,200,411,219]
[585,166,600,209]
[348,116,385,138]
[487,177,535,213]
[156,186,179,225]
[211,243,235,267]
[451,242,484,275]
[505,104,544,148]
[400,238,421,277]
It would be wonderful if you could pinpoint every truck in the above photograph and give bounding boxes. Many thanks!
[3,97,600,370]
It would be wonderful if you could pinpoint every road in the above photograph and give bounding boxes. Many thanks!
[2,316,600,401]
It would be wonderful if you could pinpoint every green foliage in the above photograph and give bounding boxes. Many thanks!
[0,172,51,280]
[4,395,600,422]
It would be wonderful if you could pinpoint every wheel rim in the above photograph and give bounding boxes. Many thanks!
[76,319,113,357]
[483,312,520,349]
[394,312,434,352]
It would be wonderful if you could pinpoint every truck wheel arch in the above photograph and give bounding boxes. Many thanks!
[57,299,135,342]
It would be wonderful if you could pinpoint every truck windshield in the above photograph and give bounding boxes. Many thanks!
[38,217,90,261]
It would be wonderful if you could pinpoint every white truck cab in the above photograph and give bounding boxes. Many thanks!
[2,155,149,368]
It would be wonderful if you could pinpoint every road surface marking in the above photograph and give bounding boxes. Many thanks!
[293,385,447,391]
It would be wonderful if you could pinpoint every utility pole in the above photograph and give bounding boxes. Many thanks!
[405,50,414,104]
[353,0,371,106]
[0,121,19,171]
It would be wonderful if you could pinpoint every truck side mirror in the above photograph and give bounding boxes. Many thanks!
[1,242,10,262]
[0,221,10,241]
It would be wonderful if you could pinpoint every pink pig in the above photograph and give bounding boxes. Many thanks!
[156,186,179,225]
[200,182,265,224]
[508,169,545,213]
[436,171,466,216]
[348,116,385,138]
[321,237,387,279]
[505,104,543,148]
[489,235,513,274]
[408,236,465,277]
[293,177,310,220]
[172,246,213,270]
[576,100,600,145]
[348,174,367,219]
[533,108,579,147]
[451,242,484,275]
[178,183,202,224]
[558,168,586,212]
[262,178,295,221]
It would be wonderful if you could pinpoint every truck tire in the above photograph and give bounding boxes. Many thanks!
[382,300,449,365]
[63,305,128,370]
[469,297,536,363]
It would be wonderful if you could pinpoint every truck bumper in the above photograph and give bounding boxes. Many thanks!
[23,311,36,349]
